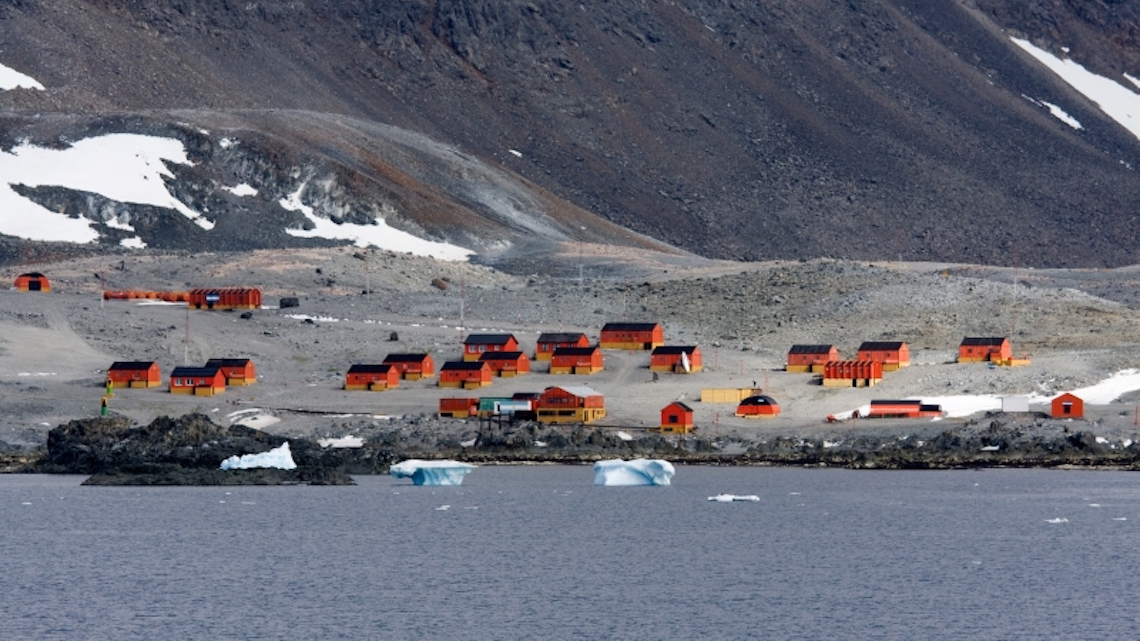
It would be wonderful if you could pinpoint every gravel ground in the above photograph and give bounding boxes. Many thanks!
[3,245,1140,451]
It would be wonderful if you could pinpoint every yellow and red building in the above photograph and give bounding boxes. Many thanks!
[1051,392,1084,419]
[599,322,664,350]
[549,346,604,375]
[344,364,400,391]
[650,346,702,373]
[170,366,226,396]
[106,361,162,388]
[857,341,910,371]
[660,401,695,433]
[14,272,50,292]
[535,332,590,360]
[188,288,261,310]
[735,395,780,418]
[479,351,530,377]
[439,361,493,389]
[382,353,435,380]
[822,360,883,387]
[462,334,520,361]
[205,358,257,386]
[786,344,839,373]
[536,385,606,424]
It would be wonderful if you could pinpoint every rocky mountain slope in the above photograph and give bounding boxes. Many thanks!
[2,1,1140,267]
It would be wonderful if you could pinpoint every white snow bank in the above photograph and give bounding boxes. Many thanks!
[1041,100,1083,129]
[0,63,44,90]
[593,459,675,486]
[390,459,476,486]
[280,183,472,261]
[1068,369,1140,404]
[318,435,364,449]
[1012,38,1140,141]
[0,134,213,243]
[224,183,258,197]
[220,442,296,470]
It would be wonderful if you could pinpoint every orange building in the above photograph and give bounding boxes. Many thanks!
[650,346,702,373]
[188,288,261,310]
[863,400,944,419]
[479,351,530,377]
[857,341,910,371]
[14,272,50,292]
[170,366,226,396]
[958,337,1012,363]
[822,360,883,387]
[599,323,664,350]
[462,334,520,361]
[344,364,400,391]
[1051,392,1084,419]
[382,353,435,380]
[786,344,839,373]
[106,361,162,388]
[660,401,695,433]
[204,358,257,386]
[439,361,493,389]
[550,346,604,375]
[735,395,780,418]
[439,397,480,418]
[535,333,591,360]
[536,385,606,424]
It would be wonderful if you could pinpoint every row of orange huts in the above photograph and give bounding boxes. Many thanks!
[107,359,256,396]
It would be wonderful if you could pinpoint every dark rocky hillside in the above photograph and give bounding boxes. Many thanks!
[1,0,1139,267]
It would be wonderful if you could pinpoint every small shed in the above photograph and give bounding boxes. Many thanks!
[170,366,226,396]
[106,361,162,388]
[735,395,780,419]
[204,358,257,386]
[660,401,695,433]
[344,364,400,391]
[786,344,839,373]
[550,346,604,375]
[462,334,520,361]
[382,353,435,380]
[857,341,910,371]
[479,351,530,377]
[14,272,51,292]
[822,360,883,387]
[535,332,591,360]
[650,346,703,373]
[1051,392,1084,419]
[439,397,479,418]
[439,361,493,389]
[958,337,1012,363]
[536,385,606,424]
[188,288,261,310]
[599,322,664,350]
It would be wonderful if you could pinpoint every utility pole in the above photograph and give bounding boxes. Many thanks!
[184,306,190,365]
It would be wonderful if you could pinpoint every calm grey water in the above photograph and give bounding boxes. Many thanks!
[3,467,1138,640]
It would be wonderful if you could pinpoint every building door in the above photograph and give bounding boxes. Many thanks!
[28,280,41,291]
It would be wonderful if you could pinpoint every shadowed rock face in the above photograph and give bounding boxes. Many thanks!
[1,1,1140,267]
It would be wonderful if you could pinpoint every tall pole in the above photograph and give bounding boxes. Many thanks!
[184,306,190,365]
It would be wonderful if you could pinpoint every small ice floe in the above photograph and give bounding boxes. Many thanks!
[220,442,296,470]
[508,149,523,158]
[708,494,760,502]
[1045,517,1069,524]
[390,460,476,486]
[317,435,364,449]
[1095,436,1110,444]
[436,505,451,511]
[1088,504,1102,508]
[980,445,1000,452]
[615,431,633,441]
[21,502,32,505]
[1113,517,1128,521]
[593,459,674,486]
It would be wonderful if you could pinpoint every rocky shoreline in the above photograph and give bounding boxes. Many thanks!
[2,411,1138,484]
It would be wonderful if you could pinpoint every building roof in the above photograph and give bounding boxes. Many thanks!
[601,322,661,332]
[960,337,1009,346]
[170,366,222,377]
[512,392,541,400]
[479,351,526,361]
[382,353,431,363]
[440,361,490,371]
[858,341,907,350]
[665,401,694,412]
[537,332,588,343]
[109,361,157,370]
[347,364,396,374]
[463,334,516,345]
[788,344,836,354]
[651,345,698,355]
[870,399,923,406]
[552,346,600,356]
[546,385,603,398]
[18,272,46,278]
[205,358,253,367]
[739,395,777,406]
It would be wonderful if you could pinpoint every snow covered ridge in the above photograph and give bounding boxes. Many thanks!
[0,62,44,91]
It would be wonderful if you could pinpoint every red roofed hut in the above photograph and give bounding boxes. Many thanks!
[382,353,435,380]
[439,397,479,418]
[536,385,606,424]
[344,364,400,391]
[550,346,604,375]
[479,351,530,377]
[650,346,702,373]
[786,344,839,373]
[958,337,1014,364]
[735,395,780,419]
[106,361,162,388]
[822,360,883,387]
[1051,392,1084,419]
[439,361,493,389]
[205,358,257,386]
[535,332,591,361]
[188,288,261,310]
[599,322,664,350]
[462,334,520,361]
[170,366,226,396]
[14,272,51,292]
[660,401,695,433]
[857,341,910,371]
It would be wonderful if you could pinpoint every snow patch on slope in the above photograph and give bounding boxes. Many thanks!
[0,62,44,91]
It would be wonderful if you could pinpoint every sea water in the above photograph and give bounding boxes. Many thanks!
[3,467,1138,640]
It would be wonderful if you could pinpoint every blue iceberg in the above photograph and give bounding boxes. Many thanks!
[220,442,297,470]
[593,459,675,486]
[390,459,476,486]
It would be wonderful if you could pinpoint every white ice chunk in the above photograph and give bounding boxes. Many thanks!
[220,442,297,470]
[224,183,258,197]
[708,494,760,502]
[593,459,675,486]
[318,435,364,449]
[0,63,44,90]
[390,459,476,486]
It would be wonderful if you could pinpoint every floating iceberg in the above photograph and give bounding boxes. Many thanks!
[389,459,476,486]
[593,459,675,486]
[220,442,297,470]
[708,494,760,502]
